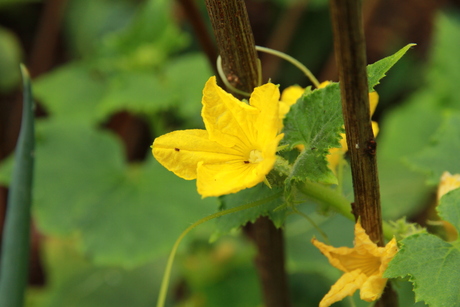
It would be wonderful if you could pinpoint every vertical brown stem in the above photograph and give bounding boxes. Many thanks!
[205,0,259,96]
[204,1,290,306]
[329,0,397,305]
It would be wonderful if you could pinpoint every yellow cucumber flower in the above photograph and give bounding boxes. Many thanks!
[435,171,460,241]
[152,76,284,197]
[312,221,398,307]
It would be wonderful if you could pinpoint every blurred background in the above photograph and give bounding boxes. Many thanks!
[0,0,459,306]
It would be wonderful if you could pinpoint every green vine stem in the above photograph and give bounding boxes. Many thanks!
[217,46,320,97]
[156,192,283,307]
[296,181,394,240]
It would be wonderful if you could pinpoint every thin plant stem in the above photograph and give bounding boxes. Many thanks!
[217,46,320,97]
[256,46,320,88]
[296,181,353,220]
[156,192,283,307]
[292,207,329,243]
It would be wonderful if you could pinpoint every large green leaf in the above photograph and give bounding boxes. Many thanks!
[427,12,460,108]
[27,239,164,307]
[385,188,460,306]
[33,63,107,125]
[33,120,217,267]
[407,112,460,184]
[377,90,443,218]
[281,83,343,184]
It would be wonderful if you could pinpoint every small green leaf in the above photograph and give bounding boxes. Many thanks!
[212,184,285,240]
[281,83,343,184]
[367,43,416,91]
[407,112,460,184]
[385,190,460,306]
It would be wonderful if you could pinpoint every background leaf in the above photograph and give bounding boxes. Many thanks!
[385,188,460,306]
[33,120,217,267]
[406,112,460,184]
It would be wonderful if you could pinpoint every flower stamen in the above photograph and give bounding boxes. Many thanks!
[249,150,264,163]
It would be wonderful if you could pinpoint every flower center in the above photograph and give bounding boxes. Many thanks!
[248,150,264,163]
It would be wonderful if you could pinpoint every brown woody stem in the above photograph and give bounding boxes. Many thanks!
[329,0,397,305]
[204,1,290,306]
[205,0,260,97]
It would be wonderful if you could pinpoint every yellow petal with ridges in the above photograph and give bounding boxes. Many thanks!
[312,221,398,306]
[250,82,282,143]
[196,133,283,197]
[201,76,259,149]
[152,129,243,180]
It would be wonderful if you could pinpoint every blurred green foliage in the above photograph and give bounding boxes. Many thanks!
[0,0,459,306]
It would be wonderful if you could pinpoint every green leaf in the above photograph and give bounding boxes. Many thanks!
[407,112,460,184]
[281,83,343,184]
[212,184,285,240]
[33,120,217,267]
[0,65,35,307]
[438,188,460,236]
[386,234,460,306]
[27,239,166,307]
[427,12,460,108]
[33,63,107,125]
[367,43,416,91]
[97,0,187,71]
[385,189,460,306]
[164,53,212,121]
[97,71,173,117]
[377,90,443,218]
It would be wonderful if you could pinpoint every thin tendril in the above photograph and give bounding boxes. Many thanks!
[255,45,320,88]
[216,45,320,96]
[292,207,329,244]
[216,56,251,97]
[156,191,283,307]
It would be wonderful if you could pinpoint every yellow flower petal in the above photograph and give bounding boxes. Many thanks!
[369,91,379,116]
[152,129,242,180]
[319,270,367,307]
[152,76,284,197]
[312,221,398,307]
